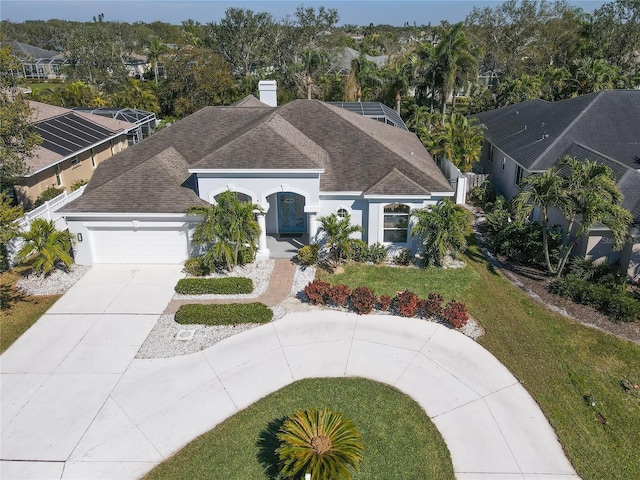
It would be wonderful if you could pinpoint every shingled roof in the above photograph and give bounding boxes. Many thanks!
[62,99,452,214]
[473,90,640,222]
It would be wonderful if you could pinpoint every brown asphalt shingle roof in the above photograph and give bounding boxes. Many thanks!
[62,100,452,214]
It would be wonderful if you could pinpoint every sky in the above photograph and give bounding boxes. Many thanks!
[1,0,608,26]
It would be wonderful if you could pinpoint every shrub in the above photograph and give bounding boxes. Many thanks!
[606,295,640,323]
[175,302,273,325]
[184,257,210,276]
[34,187,64,207]
[297,244,319,266]
[441,300,469,328]
[350,239,369,263]
[395,290,419,317]
[175,277,253,295]
[420,293,445,318]
[70,179,88,191]
[378,294,392,311]
[329,284,351,307]
[350,286,376,315]
[303,279,332,305]
[394,247,413,266]
[368,242,388,264]
[237,247,255,265]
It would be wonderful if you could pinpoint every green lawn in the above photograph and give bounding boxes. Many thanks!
[0,267,60,354]
[319,246,640,480]
[143,378,454,480]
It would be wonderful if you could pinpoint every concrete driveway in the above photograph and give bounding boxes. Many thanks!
[1,265,579,480]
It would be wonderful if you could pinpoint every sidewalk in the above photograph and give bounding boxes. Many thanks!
[164,258,297,313]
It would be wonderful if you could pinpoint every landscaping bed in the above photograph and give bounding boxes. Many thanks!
[175,277,253,295]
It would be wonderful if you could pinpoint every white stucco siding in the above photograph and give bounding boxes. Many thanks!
[196,172,321,209]
[317,196,368,241]
[66,216,199,265]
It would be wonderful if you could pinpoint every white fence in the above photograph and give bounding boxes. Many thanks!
[6,186,85,267]
[439,157,489,204]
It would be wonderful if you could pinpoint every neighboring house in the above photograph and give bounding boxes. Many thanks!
[473,89,640,280]
[72,107,157,143]
[330,47,389,74]
[60,82,454,265]
[4,41,66,79]
[15,101,138,208]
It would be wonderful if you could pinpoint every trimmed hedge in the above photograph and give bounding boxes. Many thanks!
[175,303,273,325]
[175,277,253,295]
[549,275,640,323]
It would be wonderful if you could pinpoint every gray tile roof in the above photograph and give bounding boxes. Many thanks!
[364,168,429,196]
[62,99,452,214]
[473,90,640,222]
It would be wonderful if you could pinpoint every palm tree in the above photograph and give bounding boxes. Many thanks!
[146,37,169,86]
[412,199,471,267]
[426,113,484,172]
[277,408,364,480]
[513,166,565,274]
[317,212,363,267]
[113,79,160,112]
[432,22,476,120]
[571,58,623,95]
[345,52,384,102]
[188,191,262,271]
[383,53,418,114]
[514,156,632,276]
[17,219,74,275]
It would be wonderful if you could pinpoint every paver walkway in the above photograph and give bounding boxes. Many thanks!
[164,258,297,313]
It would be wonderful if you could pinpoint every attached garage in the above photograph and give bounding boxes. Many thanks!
[89,227,189,264]
[64,216,200,266]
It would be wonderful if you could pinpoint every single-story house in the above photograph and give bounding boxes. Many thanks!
[60,82,455,265]
[4,41,66,80]
[473,89,640,280]
[15,102,140,208]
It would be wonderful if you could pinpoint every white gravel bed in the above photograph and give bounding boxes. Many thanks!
[15,264,91,296]
[173,259,275,300]
[291,264,316,297]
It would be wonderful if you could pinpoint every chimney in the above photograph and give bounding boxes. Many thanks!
[258,80,277,107]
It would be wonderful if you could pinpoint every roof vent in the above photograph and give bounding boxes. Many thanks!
[542,134,549,139]
[515,110,519,115]
[410,151,414,155]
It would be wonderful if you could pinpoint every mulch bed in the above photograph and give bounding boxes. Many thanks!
[493,259,640,344]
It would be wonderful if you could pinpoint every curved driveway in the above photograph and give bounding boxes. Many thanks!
[1,265,579,480]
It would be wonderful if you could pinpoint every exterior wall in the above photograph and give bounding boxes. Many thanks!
[15,135,128,208]
[480,143,522,199]
[66,215,199,266]
[317,196,368,242]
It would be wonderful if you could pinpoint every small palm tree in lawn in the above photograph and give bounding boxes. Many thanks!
[17,219,74,275]
[277,408,364,480]
[188,191,262,271]
[412,199,471,267]
[317,213,363,268]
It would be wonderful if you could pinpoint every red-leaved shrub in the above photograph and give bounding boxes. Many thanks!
[441,300,469,328]
[303,280,331,305]
[378,294,392,311]
[420,292,444,318]
[350,286,377,315]
[329,284,351,307]
[395,290,419,317]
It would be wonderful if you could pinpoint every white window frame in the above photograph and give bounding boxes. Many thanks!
[382,203,410,244]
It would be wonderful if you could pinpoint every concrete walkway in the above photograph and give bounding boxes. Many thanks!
[1,265,580,480]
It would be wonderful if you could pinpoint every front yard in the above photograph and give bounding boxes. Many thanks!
[318,245,640,480]
[0,267,60,353]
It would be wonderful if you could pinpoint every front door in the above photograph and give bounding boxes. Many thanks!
[277,192,306,234]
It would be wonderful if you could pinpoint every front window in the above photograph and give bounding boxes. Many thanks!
[383,203,410,243]
[337,208,348,218]
[215,191,251,203]
[515,165,524,187]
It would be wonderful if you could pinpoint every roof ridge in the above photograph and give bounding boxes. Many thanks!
[265,113,327,168]
[365,167,428,195]
[530,92,602,170]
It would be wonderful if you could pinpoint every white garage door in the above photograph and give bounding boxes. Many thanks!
[90,227,189,264]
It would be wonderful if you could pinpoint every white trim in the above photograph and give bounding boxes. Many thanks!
[208,186,258,204]
[364,194,432,200]
[61,212,200,219]
[189,168,325,174]
[320,191,363,197]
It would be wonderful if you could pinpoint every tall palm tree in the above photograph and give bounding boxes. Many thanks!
[513,166,565,274]
[412,199,471,267]
[317,212,363,267]
[432,22,476,120]
[146,37,169,85]
[188,191,262,271]
[514,156,632,276]
[277,408,364,480]
[17,219,74,275]
[571,58,622,95]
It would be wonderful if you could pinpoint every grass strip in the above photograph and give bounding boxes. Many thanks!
[143,378,454,480]
[175,302,272,325]
[175,277,253,295]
